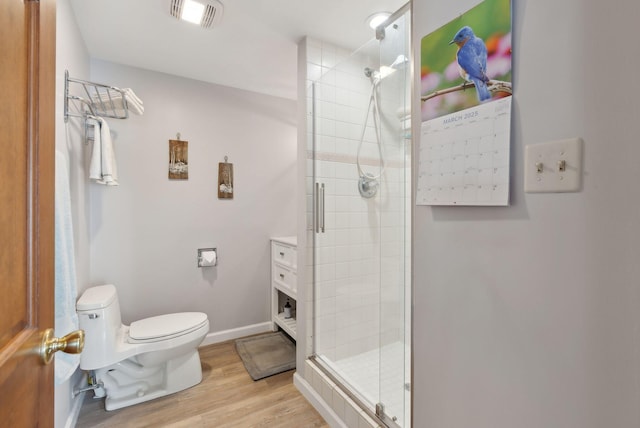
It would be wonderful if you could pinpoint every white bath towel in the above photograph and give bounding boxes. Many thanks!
[55,151,80,385]
[92,88,144,115]
[120,88,144,115]
[124,88,144,110]
[88,117,119,186]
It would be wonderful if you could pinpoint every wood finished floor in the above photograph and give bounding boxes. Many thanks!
[76,339,328,428]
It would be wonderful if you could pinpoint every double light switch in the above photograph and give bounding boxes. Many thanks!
[524,138,583,193]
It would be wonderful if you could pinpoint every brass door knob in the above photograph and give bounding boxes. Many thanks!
[40,328,85,365]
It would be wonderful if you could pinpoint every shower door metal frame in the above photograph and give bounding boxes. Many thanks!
[374,3,412,427]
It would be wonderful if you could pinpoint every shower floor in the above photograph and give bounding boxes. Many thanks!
[318,341,409,426]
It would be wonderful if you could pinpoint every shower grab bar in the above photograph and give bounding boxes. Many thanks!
[315,182,325,233]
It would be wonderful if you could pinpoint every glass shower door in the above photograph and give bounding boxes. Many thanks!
[312,37,382,407]
[312,5,411,427]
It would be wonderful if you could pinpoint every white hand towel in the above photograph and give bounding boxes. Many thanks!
[89,117,119,186]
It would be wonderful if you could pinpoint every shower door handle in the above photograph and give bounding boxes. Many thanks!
[315,182,325,233]
[320,183,325,233]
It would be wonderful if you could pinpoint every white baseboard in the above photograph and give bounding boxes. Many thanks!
[294,372,345,428]
[199,322,273,347]
[64,374,87,428]
[65,391,84,428]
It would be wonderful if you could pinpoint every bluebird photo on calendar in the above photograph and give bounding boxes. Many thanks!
[420,0,512,122]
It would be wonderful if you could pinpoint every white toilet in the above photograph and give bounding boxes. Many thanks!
[76,284,209,411]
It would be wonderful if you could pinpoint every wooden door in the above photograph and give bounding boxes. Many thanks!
[0,0,56,426]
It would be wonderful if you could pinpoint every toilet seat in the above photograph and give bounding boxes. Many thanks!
[128,312,208,343]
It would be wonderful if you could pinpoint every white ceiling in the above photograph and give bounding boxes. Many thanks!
[69,0,408,100]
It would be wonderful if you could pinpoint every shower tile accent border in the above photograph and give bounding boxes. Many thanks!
[308,150,406,169]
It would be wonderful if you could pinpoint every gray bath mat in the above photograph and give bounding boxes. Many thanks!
[235,332,296,381]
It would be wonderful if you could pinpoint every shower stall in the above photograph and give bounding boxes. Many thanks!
[310,4,411,427]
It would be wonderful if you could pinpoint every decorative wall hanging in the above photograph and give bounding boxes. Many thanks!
[416,0,512,206]
[218,156,233,199]
[169,134,188,180]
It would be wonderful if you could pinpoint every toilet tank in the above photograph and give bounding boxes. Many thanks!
[76,284,122,369]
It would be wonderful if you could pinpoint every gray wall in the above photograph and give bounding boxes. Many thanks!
[88,61,297,329]
[412,0,640,427]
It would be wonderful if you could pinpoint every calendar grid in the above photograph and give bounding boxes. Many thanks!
[417,97,512,206]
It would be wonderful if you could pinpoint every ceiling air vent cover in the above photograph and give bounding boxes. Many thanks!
[170,0,224,29]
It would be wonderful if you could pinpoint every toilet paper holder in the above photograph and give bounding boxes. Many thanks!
[197,248,217,267]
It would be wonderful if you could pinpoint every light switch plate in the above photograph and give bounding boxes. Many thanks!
[524,138,583,193]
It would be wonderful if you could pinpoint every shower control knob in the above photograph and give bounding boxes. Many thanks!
[39,328,85,365]
[358,174,379,198]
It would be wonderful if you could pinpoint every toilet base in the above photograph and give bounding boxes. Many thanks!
[94,349,203,411]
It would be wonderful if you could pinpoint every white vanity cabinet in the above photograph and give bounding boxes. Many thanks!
[270,236,297,340]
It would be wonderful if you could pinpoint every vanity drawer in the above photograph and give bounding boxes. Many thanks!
[273,264,297,291]
[272,242,297,269]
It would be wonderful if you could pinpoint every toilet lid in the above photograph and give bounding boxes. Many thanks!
[129,312,208,341]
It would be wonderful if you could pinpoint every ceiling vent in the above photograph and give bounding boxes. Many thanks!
[170,0,224,29]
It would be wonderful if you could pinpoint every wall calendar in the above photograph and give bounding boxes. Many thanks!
[417,0,512,206]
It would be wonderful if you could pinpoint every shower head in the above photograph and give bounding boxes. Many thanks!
[389,54,408,69]
[364,67,375,78]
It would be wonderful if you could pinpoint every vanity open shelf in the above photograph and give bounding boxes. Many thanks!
[270,236,297,339]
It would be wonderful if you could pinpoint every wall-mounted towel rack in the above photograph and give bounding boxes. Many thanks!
[64,70,130,123]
